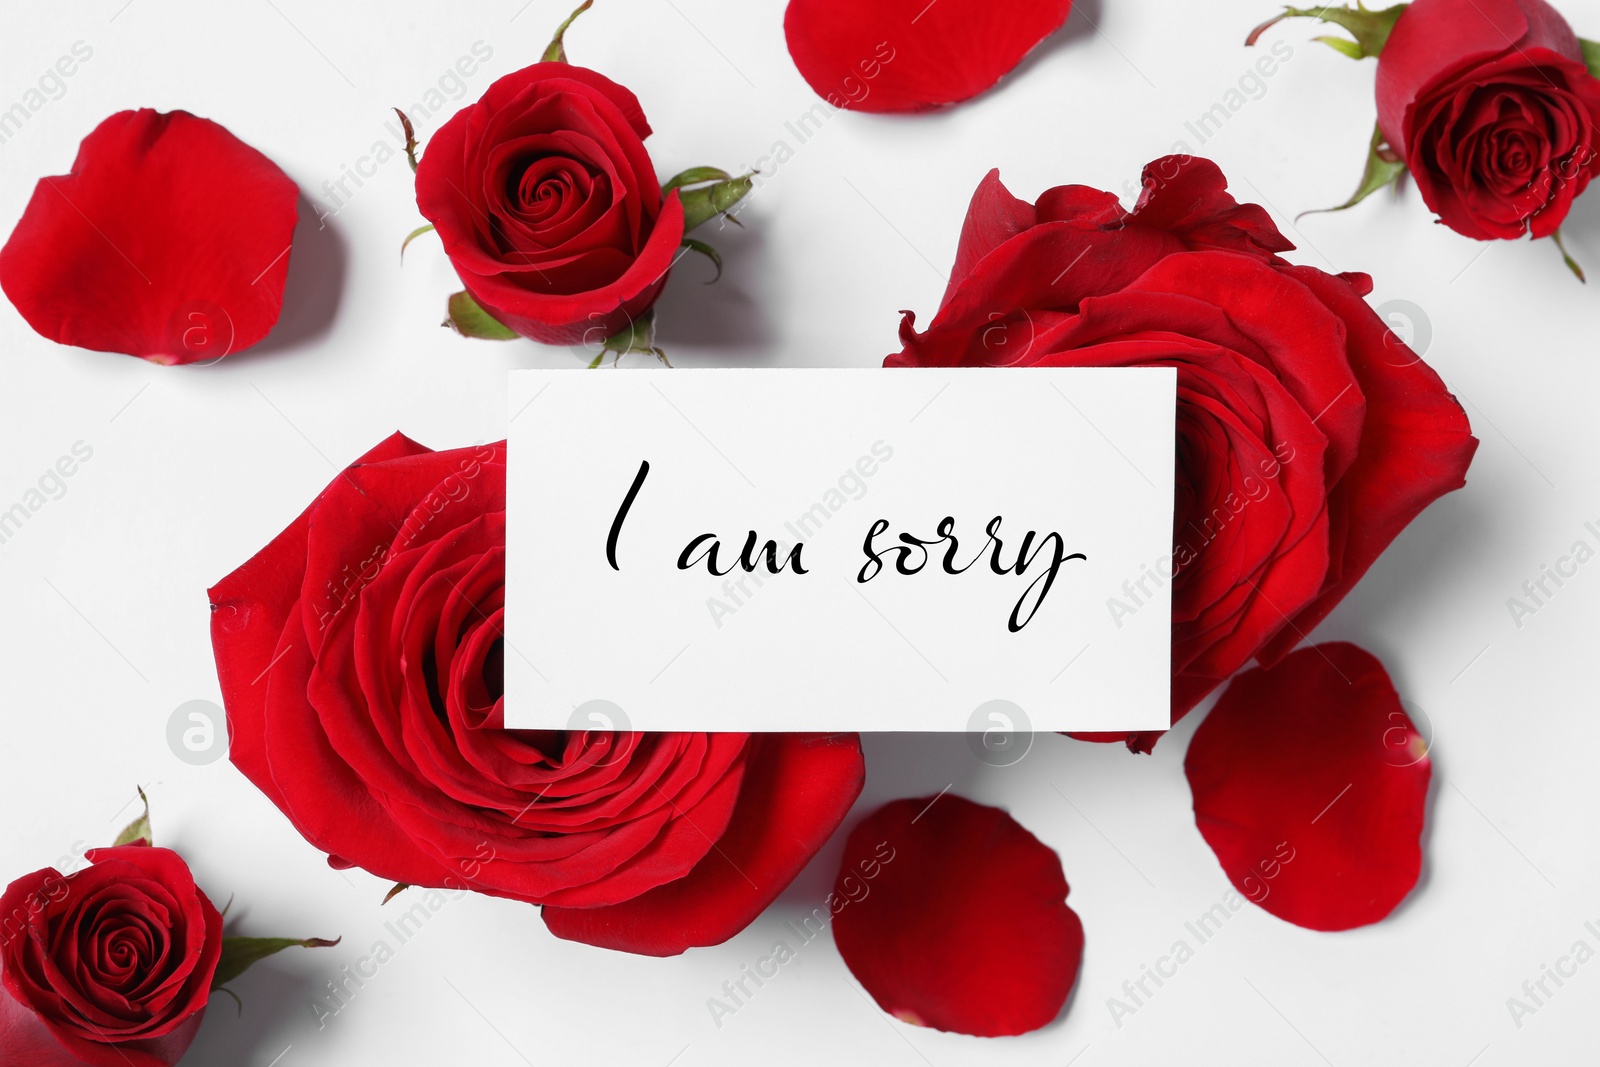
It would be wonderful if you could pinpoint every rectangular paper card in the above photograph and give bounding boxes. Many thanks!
[505,368,1174,733]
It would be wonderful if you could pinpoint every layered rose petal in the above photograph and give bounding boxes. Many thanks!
[0,109,298,364]
[1186,643,1430,930]
[1375,0,1600,239]
[890,158,1474,750]
[832,795,1083,1036]
[542,732,866,955]
[0,848,221,1067]
[1375,0,1575,148]
[210,435,862,939]
[1261,268,1476,661]
[784,0,1073,112]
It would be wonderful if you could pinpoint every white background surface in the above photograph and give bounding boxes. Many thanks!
[1,0,1597,1064]
[507,368,1174,733]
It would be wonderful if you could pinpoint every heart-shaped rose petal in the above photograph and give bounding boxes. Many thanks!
[1,109,298,364]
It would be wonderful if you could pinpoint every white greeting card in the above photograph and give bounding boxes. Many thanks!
[506,368,1174,732]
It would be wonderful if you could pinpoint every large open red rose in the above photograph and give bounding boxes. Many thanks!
[0,846,222,1067]
[887,157,1477,750]
[1375,0,1600,239]
[415,63,685,345]
[0,109,298,364]
[209,433,864,956]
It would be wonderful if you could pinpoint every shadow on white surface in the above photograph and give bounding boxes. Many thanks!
[247,195,349,361]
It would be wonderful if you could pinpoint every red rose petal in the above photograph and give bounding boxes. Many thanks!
[0,109,298,364]
[210,433,434,818]
[1259,269,1477,663]
[541,732,865,956]
[1185,642,1430,931]
[0,990,205,1067]
[784,0,1074,113]
[832,795,1083,1036]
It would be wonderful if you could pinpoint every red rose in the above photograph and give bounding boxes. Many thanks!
[0,846,222,1067]
[887,157,1478,749]
[0,109,298,364]
[415,62,685,345]
[209,434,864,956]
[1375,0,1600,239]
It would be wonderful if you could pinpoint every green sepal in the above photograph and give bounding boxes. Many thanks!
[444,291,519,341]
[1312,34,1366,59]
[543,0,593,63]
[663,167,732,194]
[382,883,411,905]
[676,173,754,233]
[401,224,435,259]
[1301,122,1407,218]
[680,238,723,283]
[394,109,420,172]
[1552,229,1586,283]
[588,309,669,368]
[1247,3,1408,58]
[113,788,152,848]
[1580,38,1600,79]
[210,936,340,992]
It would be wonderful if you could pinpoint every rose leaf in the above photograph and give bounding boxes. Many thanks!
[1552,229,1586,283]
[679,173,755,233]
[1298,122,1407,219]
[1247,3,1408,58]
[542,0,593,64]
[113,787,152,848]
[680,238,724,283]
[444,291,519,341]
[1580,38,1600,80]
[400,224,435,259]
[663,167,733,194]
[211,936,342,992]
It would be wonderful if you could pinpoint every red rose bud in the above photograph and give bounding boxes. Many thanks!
[0,110,299,364]
[0,801,334,1067]
[1377,0,1600,242]
[1252,0,1600,264]
[888,157,1478,751]
[411,2,750,352]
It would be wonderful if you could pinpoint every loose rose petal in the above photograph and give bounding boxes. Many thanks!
[832,795,1082,1036]
[0,109,299,364]
[784,0,1074,113]
[1185,642,1430,931]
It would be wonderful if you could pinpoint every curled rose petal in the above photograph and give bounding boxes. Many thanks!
[784,0,1074,113]
[832,795,1083,1036]
[0,109,299,364]
[1185,642,1430,931]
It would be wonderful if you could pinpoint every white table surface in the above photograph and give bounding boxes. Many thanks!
[2,0,1597,1063]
